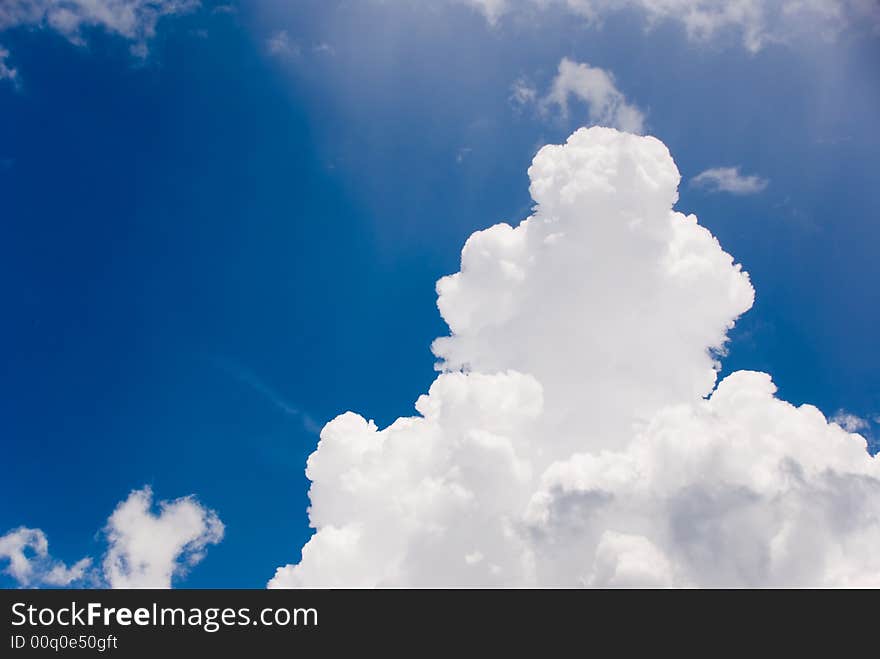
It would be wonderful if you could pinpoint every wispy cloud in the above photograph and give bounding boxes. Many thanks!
[213,358,320,434]
[509,77,537,107]
[831,411,878,455]
[0,0,199,61]
[0,46,17,86]
[456,0,880,52]
[515,59,645,134]
[313,42,335,56]
[266,30,299,57]
[691,167,769,194]
[831,411,870,433]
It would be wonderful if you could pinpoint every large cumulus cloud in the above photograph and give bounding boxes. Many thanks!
[270,127,880,587]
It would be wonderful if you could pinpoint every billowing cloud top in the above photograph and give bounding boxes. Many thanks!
[270,127,880,588]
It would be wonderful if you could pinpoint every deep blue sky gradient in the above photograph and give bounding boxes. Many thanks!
[1,1,878,587]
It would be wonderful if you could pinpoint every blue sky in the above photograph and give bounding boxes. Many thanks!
[1,1,879,587]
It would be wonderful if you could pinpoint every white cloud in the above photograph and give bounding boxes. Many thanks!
[103,486,224,588]
[540,58,645,133]
[0,0,199,58]
[0,528,91,586]
[458,0,509,25]
[41,558,94,586]
[0,46,17,84]
[831,411,870,433]
[509,77,537,107]
[513,59,644,132]
[459,0,880,51]
[691,167,769,194]
[0,486,222,588]
[271,127,880,588]
[313,42,335,55]
[266,29,298,57]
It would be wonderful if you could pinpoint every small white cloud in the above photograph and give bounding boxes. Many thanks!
[458,0,508,25]
[510,77,537,108]
[540,58,645,133]
[0,46,17,84]
[0,527,91,587]
[103,486,224,588]
[129,42,149,59]
[1,486,222,589]
[313,42,335,55]
[691,167,769,194]
[832,411,870,434]
[266,29,299,57]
